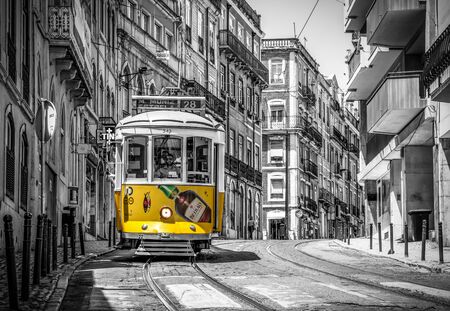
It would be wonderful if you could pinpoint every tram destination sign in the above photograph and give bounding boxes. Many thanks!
[132,95,206,114]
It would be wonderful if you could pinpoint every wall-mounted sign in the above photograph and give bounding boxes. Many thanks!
[36,99,57,142]
[156,50,170,60]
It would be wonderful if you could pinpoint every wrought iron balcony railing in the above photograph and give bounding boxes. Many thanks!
[307,125,323,148]
[181,79,226,119]
[219,30,268,84]
[319,188,334,205]
[423,23,450,88]
[348,143,359,156]
[305,197,318,212]
[262,115,306,130]
[332,126,348,149]
[304,159,318,178]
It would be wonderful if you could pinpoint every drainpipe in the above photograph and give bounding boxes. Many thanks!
[205,8,209,90]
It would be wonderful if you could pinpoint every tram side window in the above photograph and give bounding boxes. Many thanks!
[187,137,211,183]
[153,136,182,180]
[126,136,148,179]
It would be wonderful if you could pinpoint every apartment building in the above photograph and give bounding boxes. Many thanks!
[260,38,363,240]
[344,0,433,242]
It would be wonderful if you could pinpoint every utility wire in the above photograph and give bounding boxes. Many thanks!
[296,0,320,40]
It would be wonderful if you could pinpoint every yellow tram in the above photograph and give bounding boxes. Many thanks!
[113,111,225,255]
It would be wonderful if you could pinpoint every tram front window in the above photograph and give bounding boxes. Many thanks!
[153,136,182,180]
[126,136,148,179]
[187,137,211,183]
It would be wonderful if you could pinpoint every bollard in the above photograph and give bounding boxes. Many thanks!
[369,224,373,250]
[439,222,444,264]
[41,215,48,277]
[108,220,112,248]
[71,222,76,259]
[378,222,382,252]
[33,215,43,285]
[52,225,58,270]
[347,226,351,245]
[21,212,32,301]
[421,219,427,261]
[63,224,69,263]
[388,223,395,254]
[405,223,409,258]
[79,222,85,256]
[113,217,116,245]
[47,219,52,273]
[4,215,19,310]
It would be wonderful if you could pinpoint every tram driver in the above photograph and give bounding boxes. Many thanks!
[155,153,180,179]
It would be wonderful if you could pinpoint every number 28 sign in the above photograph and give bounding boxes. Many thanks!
[132,95,206,113]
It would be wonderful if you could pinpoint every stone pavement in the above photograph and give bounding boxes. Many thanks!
[336,237,450,273]
[0,240,116,311]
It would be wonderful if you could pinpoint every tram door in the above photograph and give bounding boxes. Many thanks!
[269,219,285,239]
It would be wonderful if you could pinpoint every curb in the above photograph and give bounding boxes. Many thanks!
[44,248,117,311]
[334,240,450,274]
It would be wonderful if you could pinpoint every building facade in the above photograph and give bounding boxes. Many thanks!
[345,0,436,243]
[261,38,363,240]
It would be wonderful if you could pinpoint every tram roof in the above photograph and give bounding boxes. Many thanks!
[116,110,224,132]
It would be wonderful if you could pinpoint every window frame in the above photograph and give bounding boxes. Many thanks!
[269,59,285,85]
[124,136,150,183]
[268,173,285,201]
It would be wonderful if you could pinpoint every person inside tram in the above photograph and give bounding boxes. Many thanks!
[155,153,180,179]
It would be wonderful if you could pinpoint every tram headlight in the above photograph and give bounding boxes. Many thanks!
[160,207,173,219]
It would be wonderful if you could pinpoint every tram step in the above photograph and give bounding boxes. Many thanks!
[136,241,195,257]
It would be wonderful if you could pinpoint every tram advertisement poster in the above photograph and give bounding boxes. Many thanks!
[122,184,213,224]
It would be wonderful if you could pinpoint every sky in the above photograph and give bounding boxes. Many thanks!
[246,0,353,90]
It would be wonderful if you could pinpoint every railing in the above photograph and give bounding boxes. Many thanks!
[6,150,15,200]
[229,155,239,175]
[227,154,262,186]
[308,125,323,148]
[306,197,318,212]
[231,0,261,29]
[246,166,255,182]
[304,159,318,177]
[239,160,248,177]
[424,23,450,88]
[332,126,348,149]
[263,38,318,71]
[7,35,16,82]
[219,30,268,84]
[319,188,334,205]
[261,115,306,130]
[181,79,226,119]
[345,108,359,129]
[255,171,262,186]
[348,143,359,155]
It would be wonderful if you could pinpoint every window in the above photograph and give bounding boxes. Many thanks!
[220,64,226,92]
[142,12,150,32]
[246,32,251,50]
[253,40,260,58]
[60,103,66,174]
[238,135,243,161]
[270,59,285,84]
[165,31,174,54]
[187,137,211,183]
[254,93,260,117]
[197,10,204,54]
[209,21,215,63]
[270,105,284,124]
[237,23,244,41]
[269,176,284,200]
[230,182,236,229]
[155,22,163,44]
[246,87,252,113]
[185,0,192,43]
[229,14,236,33]
[269,139,283,163]
[230,72,236,102]
[5,114,15,200]
[20,132,28,209]
[229,129,235,156]
[153,136,182,180]
[246,139,252,166]
[126,136,148,179]
[255,145,260,170]
[238,78,243,106]
[127,1,136,22]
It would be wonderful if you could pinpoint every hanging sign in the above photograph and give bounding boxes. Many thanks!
[36,99,57,142]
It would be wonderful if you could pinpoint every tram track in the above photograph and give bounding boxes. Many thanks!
[143,255,275,311]
[266,241,450,308]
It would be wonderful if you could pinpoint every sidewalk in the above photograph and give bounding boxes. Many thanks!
[335,237,450,273]
[0,241,116,311]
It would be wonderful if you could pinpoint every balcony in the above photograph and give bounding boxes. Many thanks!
[305,197,318,213]
[334,163,343,178]
[181,79,226,120]
[239,160,248,177]
[346,49,361,82]
[344,108,359,129]
[262,115,306,132]
[307,125,323,148]
[332,127,348,149]
[304,159,318,178]
[367,71,425,135]
[255,171,262,186]
[423,24,450,102]
[48,5,92,104]
[231,0,261,29]
[348,143,360,156]
[344,0,374,33]
[219,30,268,85]
[367,0,425,48]
[226,154,240,176]
[339,201,349,215]
[319,188,334,206]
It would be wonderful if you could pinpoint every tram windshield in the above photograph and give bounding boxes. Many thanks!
[125,136,148,179]
[153,136,182,180]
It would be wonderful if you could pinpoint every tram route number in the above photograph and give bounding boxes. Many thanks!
[136,98,205,110]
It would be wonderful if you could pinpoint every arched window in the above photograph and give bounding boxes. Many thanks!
[122,66,131,114]
[19,131,28,209]
[247,190,252,219]
[5,113,15,200]
[149,83,156,95]
[137,76,144,95]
